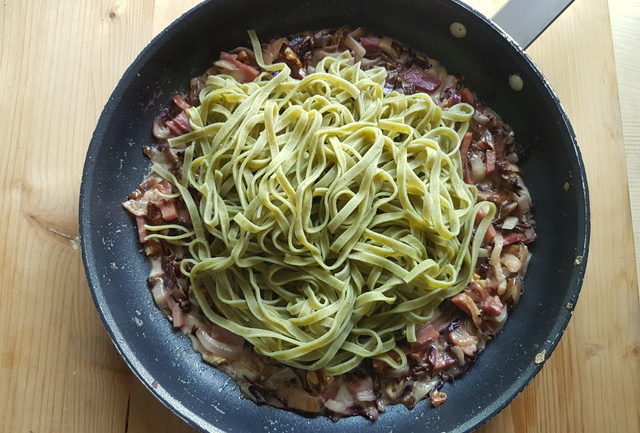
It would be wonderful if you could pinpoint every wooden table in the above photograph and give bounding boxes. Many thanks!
[611,0,640,281]
[1,1,639,432]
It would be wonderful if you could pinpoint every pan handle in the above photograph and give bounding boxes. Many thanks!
[491,0,575,49]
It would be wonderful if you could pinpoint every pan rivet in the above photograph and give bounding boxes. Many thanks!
[449,22,467,38]
[509,74,524,91]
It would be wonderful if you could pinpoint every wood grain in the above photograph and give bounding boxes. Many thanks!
[0,1,638,432]
[609,0,640,292]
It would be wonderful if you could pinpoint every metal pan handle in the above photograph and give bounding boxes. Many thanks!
[491,0,575,49]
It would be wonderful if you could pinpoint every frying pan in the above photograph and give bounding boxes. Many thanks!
[79,0,589,431]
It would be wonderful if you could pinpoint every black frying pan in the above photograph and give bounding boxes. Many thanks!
[80,0,589,431]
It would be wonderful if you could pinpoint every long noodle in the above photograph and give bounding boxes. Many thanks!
[146,31,495,375]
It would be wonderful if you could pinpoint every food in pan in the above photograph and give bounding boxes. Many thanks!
[123,27,535,421]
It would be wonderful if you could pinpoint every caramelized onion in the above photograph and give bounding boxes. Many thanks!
[501,216,519,230]
[196,328,242,360]
[469,154,486,181]
[152,116,170,140]
[343,34,366,60]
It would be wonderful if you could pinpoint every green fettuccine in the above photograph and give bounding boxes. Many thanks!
[146,31,495,375]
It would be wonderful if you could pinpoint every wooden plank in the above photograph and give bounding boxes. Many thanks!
[477,0,640,431]
[0,1,154,432]
[1,0,638,432]
[609,0,640,291]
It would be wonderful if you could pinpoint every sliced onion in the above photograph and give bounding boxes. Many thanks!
[266,367,298,389]
[324,399,348,414]
[507,152,519,163]
[149,258,163,277]
[473,111,490,125]
[413,379,438,403]
[385,382,403,400]
[180,313,197,335]
[450,346,465,365]
[503,162,520,173]
[481,128,495,148]
[150,278,166,307]
[521,246,532,273]
[494,306,508,323]
[196,328,242,360]
[448,327,478,347]
[235,360,260,382]
[122,199,147,217]
[501,253,522,273]
[213,59,245,82]
[501,216,519,230]
[152,116,170,140]
[515,175,532,213]
[500,201,518,218]
[262,37,287,65]
[348,378,376,402]
[469,154,486,181]
[460,344,477,357]
[504,277,521,304]
[490,233,504,267]
[451,293,482,327]
[516,193,531,214]
[343,34,366,60]
[356,390,377,402]
[213,59,236,71]
[325,385,353,414]
[349,27,365,39]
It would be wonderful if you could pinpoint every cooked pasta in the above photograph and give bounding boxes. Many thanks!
[145,31,495,375]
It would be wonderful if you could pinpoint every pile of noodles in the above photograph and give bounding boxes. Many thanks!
[146,31,494,375]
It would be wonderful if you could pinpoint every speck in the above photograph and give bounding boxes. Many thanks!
[563,182,570,192]
[566,301,575,310]
[574,255,583,265]
[509,74,524,91]
[450,22,467,38]
[534,349,546,364]
[110,262,118,270]
[133,317,144,327]
[70,237,79,250]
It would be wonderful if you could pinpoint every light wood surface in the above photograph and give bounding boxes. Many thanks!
[610,0,640,291]
[1,1,639,432]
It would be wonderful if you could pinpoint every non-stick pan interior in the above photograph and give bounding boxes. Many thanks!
[80,0,589,432]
